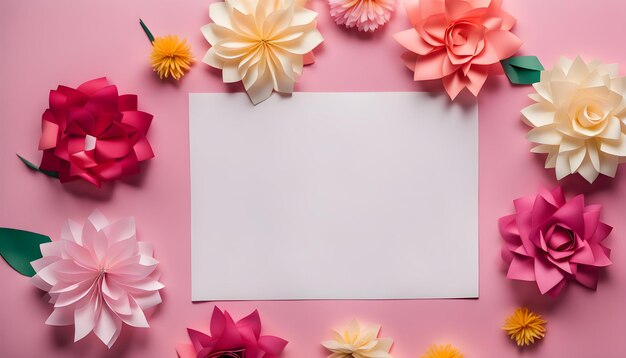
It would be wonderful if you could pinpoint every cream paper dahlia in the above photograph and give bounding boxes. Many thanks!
[523,56,626,183]
[201,0,323,104]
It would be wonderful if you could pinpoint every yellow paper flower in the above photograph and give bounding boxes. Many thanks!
[502,307,547,347]
[421,343,463,358]
[201,0,324,104]
[150,35,195,80]
[321,319,393,358]
[523,56,626,183]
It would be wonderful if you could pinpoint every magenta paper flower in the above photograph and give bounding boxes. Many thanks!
[329,0,395,32]
[38,77,154,187]
[394,0,522,99]
[30,210,164,348]
[499,187,612,296]
[176,307,288,358]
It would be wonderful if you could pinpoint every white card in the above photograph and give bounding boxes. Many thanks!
[190,92,478,300]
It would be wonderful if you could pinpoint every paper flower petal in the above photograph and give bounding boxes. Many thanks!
[394,0,522,99]
[499,188,612,296]
[30,210,163,348]
[202,0,323,104]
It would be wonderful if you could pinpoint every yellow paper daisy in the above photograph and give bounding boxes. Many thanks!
[150,35,195,80]
[421,343,463,358]
[502,307,546,347]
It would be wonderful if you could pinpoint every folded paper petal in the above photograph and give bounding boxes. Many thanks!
[499,188,613,296]
[395,0,522,99]
[30,211,163,348]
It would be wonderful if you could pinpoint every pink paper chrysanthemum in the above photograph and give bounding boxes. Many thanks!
[30,210,164,348]
[329,0,395,32]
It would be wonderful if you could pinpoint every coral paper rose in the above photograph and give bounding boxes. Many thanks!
[201,0,324,105]
[176,307,288,358]
[499,187,612,296]
[523,56,626,183]
[30,210,164,348]
[329,0,395,32]
[38,78,154,187]
[394,0,522,99]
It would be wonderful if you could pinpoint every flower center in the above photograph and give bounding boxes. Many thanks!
[576,103,606,128]
[255,38,271,51]
[206,349,246,358]
[547,225,576,252]
[445,20,484,55]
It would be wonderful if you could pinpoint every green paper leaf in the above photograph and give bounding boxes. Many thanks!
[17,154,59,179]
[501,56,545,85]
[140,19,155,43]
[0,228,51,277]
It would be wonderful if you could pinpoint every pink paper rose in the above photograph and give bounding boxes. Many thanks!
[499,187,612,296]
[394,0,522,99]
[38,77,154,187]
[176,307,287,358]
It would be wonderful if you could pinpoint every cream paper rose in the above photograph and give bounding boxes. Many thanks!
[201,0,323,104]
[523,56,626,183]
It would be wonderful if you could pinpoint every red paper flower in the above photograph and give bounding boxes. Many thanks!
[37,78,154,187]
[499,187,612,296]
[176,307,287,358]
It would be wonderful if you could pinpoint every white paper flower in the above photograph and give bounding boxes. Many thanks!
[30,210,164,348]
[201,0,324,104]
[523,56,626,183]
[322,319,393,358]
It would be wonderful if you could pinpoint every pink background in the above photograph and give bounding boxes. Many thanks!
[1,0,625,356]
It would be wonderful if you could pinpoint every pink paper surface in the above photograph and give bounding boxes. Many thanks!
[1,0,625,357]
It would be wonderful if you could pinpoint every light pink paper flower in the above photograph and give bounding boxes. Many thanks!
[329,0,395,32]
[30,210,163,348]
[394,0,522,99]
[499,187,612,296]
[176,307,287,358]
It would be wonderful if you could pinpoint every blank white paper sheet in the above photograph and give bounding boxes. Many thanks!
[190,92,478,301]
